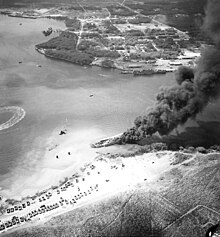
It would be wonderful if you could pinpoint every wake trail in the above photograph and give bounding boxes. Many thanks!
[0,106,26,131]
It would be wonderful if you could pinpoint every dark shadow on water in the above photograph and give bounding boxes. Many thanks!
[140,120,220,148]
[8,100,23,106]
[4,74,27,88]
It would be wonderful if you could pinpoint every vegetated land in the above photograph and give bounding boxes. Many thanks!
[3,152,220,237]
[125,0,208,41]
[36,31,95,65]
[11,0,202,73]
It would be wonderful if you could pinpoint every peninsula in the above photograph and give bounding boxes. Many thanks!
[1,1,201,75]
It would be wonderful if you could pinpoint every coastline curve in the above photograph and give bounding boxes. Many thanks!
[0,106,26,131]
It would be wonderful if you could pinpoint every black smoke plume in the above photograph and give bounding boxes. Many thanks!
[121,0,220,143]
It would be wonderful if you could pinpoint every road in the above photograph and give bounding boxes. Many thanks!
[76,21,85,49]
[75,0,87,49]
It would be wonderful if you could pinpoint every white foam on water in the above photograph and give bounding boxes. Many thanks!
[0,106,26,130]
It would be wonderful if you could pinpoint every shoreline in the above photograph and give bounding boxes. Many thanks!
[0,124,219,234]
[1,8,200,75]
[0,127,105,200]
[0,148,181,234]
[0,146,219,235]
[0,6,214,236]
[35,47,180,75]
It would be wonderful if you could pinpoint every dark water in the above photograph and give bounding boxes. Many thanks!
[0,14,219,197]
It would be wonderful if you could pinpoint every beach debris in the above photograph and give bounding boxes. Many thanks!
[19,23,22,26]
[56,155,59,159]
[18,61,22,64]
[68,152,71,155]
[89,94,94,97]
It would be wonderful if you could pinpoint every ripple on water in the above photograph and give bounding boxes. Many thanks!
[0,106,26,131]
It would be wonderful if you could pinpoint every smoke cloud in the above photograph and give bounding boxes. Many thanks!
[203,0,220,47]
[121,0,220,143]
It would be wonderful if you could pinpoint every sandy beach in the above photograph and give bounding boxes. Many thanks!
[0,121,182,236]
[0,140,177,235]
